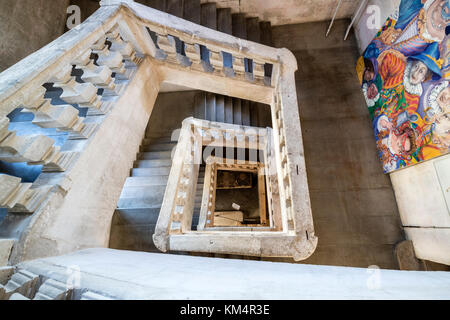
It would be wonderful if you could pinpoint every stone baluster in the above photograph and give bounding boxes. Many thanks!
[73,49,119,97]
[184,42,202,71]
[253,59,266,83]
[21,86,96,140]
[0,117,76,172]
[0,174,52,213]
[232,55,246,79]
[49,64,103,113]
[91,36,130,81]
[106,26,140,66]
[156,33,178,64]
[209,50,224,74]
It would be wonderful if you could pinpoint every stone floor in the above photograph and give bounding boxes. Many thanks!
[270,19,404,269]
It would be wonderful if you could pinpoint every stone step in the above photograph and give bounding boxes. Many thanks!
[246,17,261,43]
[140,142,177,152]
[137,151,172,160]
[142,136,177,144]
[113,207,161,225]
[133,159,173,168]
[123,176,169,187]
[200,3,217,30]
[131,167,172,177]
[165,0,182,17]
[241,99,250,126]
[183,0,201,24]
[232,13,247,39]
[9,292,30,300]
[217,8,232,35]
[119,185,166,200]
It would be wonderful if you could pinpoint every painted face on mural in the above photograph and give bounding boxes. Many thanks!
[432,112,450,144]
[409,60,429,85]
[390,131,412,155]
[437,86,450,111]
[425,0,449,41]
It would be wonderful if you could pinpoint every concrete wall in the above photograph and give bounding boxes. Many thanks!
[202,0,360,26]
[390,155,450,265]
[271,19,404,269]
[0,0,70,72]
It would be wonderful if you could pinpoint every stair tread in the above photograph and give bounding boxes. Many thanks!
[133,159,173,168]
[217,8,232,35]
[259,21,273,46]
[200,3,217,30]
[131,167,172,176]
[165,0,183,17]
[232,13,247,39]
[246,17,261,43]
[183,0,201,24]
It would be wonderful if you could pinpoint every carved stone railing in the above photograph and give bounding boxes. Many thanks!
[0,0,316,263]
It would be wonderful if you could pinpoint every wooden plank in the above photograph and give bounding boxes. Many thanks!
[231,13,247,39]
[200,3,217,30]
[246,17,261,43]
[214,211,244,227]
[166,0,183,17]
[224,96,233,124]
[217,8,232,35]
[232,98,242,125]
[183,0,201,24]
[215,95,225,123]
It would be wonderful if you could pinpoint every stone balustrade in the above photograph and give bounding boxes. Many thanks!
[0,0,316,263]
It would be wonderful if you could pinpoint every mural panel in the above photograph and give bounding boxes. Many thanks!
[357,0,449,173]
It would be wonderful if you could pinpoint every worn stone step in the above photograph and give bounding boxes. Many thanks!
[81,291,113,300]
[241,99,250,126]
[134,159,173,168]
[113,207,161,225]
[140,142,177,152]
[217,8,232,35]
[246,17,261,43]
[137,151,172,160]
[259,21,273,46]
[119,185,166,201]
[183,0,201,24]
[233,98,242,125]
[200,3,217,30]
[131,167,172,177]
[215,95,225,123]
[232,13,247,39]
[165,0,182,17]
[205,92,216,122]
[124,176,169,187]
[194,91,206,120]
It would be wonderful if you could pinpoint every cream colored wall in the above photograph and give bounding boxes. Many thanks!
[201,0,360,26]
[390,155,450,265]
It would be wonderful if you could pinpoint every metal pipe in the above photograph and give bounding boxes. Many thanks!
[326,0,343,37]
[344,0,369,40]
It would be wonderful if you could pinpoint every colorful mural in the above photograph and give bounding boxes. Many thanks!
[357,0,449,173]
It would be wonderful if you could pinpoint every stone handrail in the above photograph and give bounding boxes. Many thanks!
[0,0,317,263]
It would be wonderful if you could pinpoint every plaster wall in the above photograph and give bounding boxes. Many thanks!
[0,0,70,72]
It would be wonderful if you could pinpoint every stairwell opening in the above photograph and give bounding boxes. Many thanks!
[108,89,273,253]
